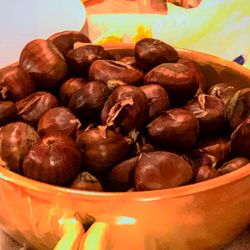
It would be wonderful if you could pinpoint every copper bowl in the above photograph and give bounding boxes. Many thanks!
[0,45,250,250]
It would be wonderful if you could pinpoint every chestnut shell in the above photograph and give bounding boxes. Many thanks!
[0,122,39,173]
[23,133,82,185]
[0,65,36,101]
[19,39,68,89]
[16,91,59,126]
[134,151,193,191]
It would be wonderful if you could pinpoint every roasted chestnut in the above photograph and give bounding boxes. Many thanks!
[230,117,250,158]
[19,39,68,89]
[135,38,179,71]
[140,84,169,121]
[134,151,193,191]
[0,101,17,125]
[144,63,199,105]
[66,45,114,75]
[105,156,138,191]
[218,157,249,175]
[178,58,207,93]
[68,81,110,121]
[195,165,218,183]
[226,88,250,130]
[37,107,81,137]
[120,56,136,66]
[195,137,231,168]
[16,91,59,126]
[76,126,131,174]
[0,122,39,173]
[71,171,103,191]
[89,60,144,87]
[208,83,238,105]
[147,108,199,150]
[184,94,225,134]
[59,77,88,105]
[101,85,148,134]
[48,30,91,55]
[23,133,82,185]
[0,65,36,101]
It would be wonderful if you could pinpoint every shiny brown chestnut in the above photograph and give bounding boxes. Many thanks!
[101,85,148,134]
[23,133,82,185]
[68,81,110,121]
[16,91,59,126]
[105,156,138,191]
[76,126,131,174]
[135,38,179,71]
[140,84,169,121]
[196,137,231,168]
[178,58,207,93]
[37,107,81,137]
[0,65,36,101]
[184,94,225,134]
[146,108,199,150]
[71,171,103,191]
[218,157,249,175]
[195,165,218,183]
[144,63,199,105]
[66,44,114,75]
[48,30,91,55]
[0,101,17,125]
[134,151,193,191]
[230,117,250,158]
[208,83,238,105]
[226,88,250,130]
[0,122,39,173]
[59,77,88,105]
[19,39,68,89]
[89,60,144,87]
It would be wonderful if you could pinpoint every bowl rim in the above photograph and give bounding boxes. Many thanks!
[1,46,250,202]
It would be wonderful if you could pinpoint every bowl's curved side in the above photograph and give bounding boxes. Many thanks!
[0,47,250,249]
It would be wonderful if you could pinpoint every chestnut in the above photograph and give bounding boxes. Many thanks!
[71,171,103,191]
[178,58,207,93]
[226,88,250,130]
[0,122,39,173]
[135,38,179,71]
[16,91,59,126]
[66,44,114,75]
[134,151,193,191]
[19,39,68,89]
[105,156,138,191]
[196,137,231,168]
[146,108,199,150]
[0,65,36,101]
[37,107,81,137]
[140,84,169,121]
[23,133,82,185]
[48,30,91,55]
[0,101,17,125]
[60,77,88,106]
[218,157,249,175]
[184,94,225,135]
[68,81,110,121]
[89,60,144,87]
[144,63,199,105]
[208,83,238,105]
[101,85,148,134]
[120,56,136,66]
[230,117,250,158]
[76,126,131,174]
[195,165,218,183]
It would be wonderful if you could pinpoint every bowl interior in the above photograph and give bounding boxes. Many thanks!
[0,45,250,201]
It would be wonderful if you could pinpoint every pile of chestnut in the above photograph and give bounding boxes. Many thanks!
[0,31,249,192]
